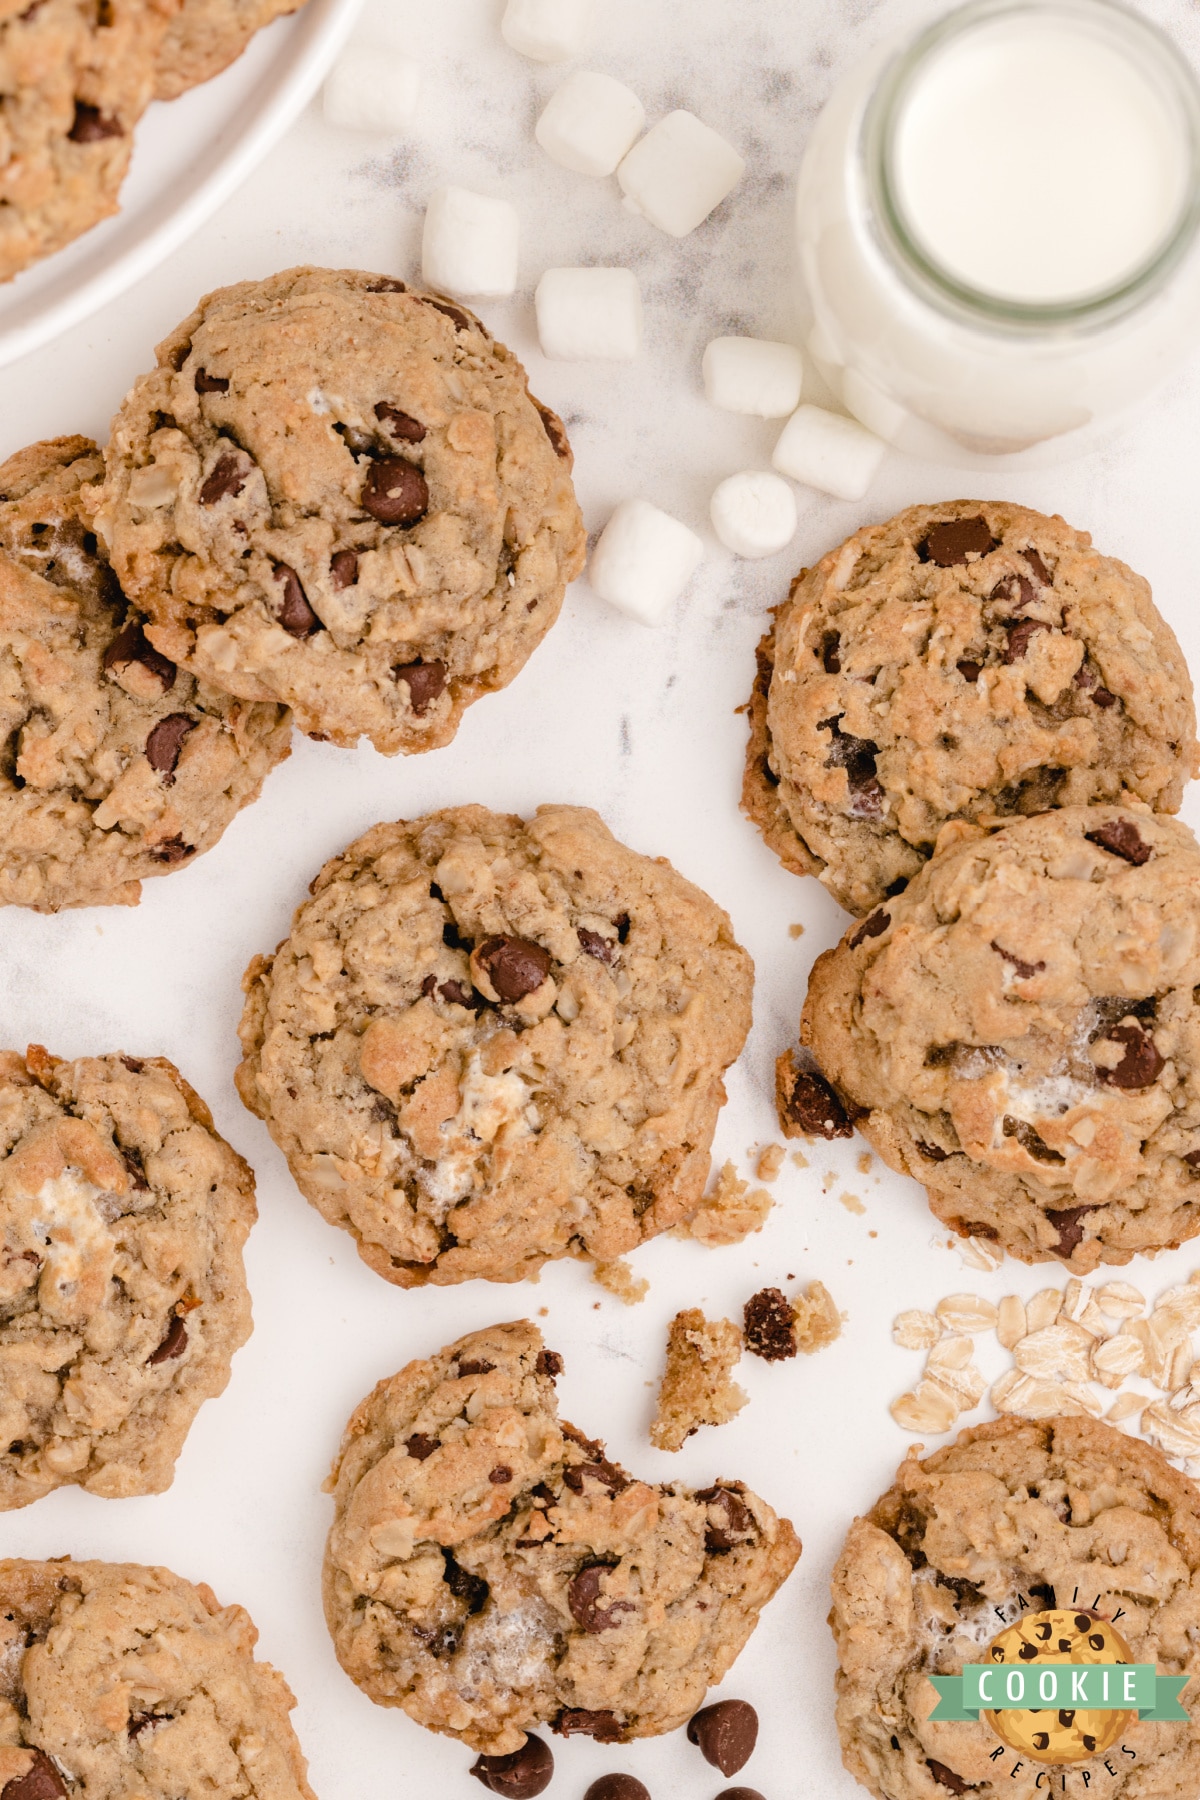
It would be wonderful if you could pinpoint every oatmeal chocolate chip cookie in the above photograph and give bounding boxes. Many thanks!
[0,0,178,283]
[0,1044,256,1508]
[88,267,586,753]
[0,1557,315,1800]
[154,0,306,101]
[0,438,291,910]
[830,1415,1200,1800]
[802,804,1200,1270]
[235,804,753,1287]
[742,500,1198,916]
[322,1320,800,1754]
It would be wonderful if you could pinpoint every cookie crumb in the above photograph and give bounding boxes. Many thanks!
[791,1150,809,1169]
[744,1288,797,1360]
[857,1151,873,1175]
[673,1161,773,1246]
[755,1143,785,1181]
[794,1279,842,1353]
[788,923,805,939]
[591,1258,649,1305]
[650,1309,747,1451]
[839,1191,866,1215]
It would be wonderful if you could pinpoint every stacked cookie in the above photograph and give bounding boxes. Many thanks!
[748,500,1200,1272]
[0,269,586,909]
[0,0,313,284]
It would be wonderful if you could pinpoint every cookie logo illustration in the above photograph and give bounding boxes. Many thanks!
[982,1610,1134,1762]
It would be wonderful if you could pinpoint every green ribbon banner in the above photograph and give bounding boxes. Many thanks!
[929,1665,1190,1722]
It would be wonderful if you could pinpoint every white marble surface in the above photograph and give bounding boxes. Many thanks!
[5,2,1200,1797]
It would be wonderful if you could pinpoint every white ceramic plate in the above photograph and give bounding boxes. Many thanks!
[0,0,362,371]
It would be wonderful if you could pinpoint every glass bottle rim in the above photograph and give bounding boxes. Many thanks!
[862,0,1200,334]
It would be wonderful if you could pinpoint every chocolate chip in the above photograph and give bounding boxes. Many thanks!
[534,400,570,460]
[2,1752,67,1800]
[103,621,176,691]
[577,926,616,964]
[1073,1612,1095,1629]
[1100,1022,1164,1089]
[469,1735,554,1797]
[713,1791,765,1800]
[121,1147,149,1191]
[743,1288,797,1361]
[439,980,485,1012]
[1023,547,1052,586]
[198,452,246,505]
[780,1065,854,1140]
[144,713,195,779]
[336,423,376,461]
[1002,1116,1064,1164]
[1094,687,1117,707]
[956,659,982,682]
[563,1422,605,1456]
[330,549,359,590]
[366,278,408,294]
[405,1434,438,1460]
[194,369,229,394]
[1002,617,1050,662]
[271,562,321,637]
[1058,1710,1076,1727]
[553,1710,623,1742]
[989,571,1038,610]
[917,518,997,566]
[456,1359,495,1376]
[568,1561,635,1633]
[1075,662,1098,690]
[925,1762,970,1796]
[563,1459,629,1495]
[1018,1642,1040,1660]
[1032,1734,1050,1752]
[489,1466,512,1484]
[68,101,122,140]
[696,1485,753,1552]
[362,458,429,526]
[147,835,194,865]
[422,296,474,332]
[536,1349,564,1378]
[1046,1206,1095,1258]
[120,1055,144,1073]
[818,715,881,814]
[849,910,889,950]
[686,1700,758,1776]
[395,659,446,715]
[442,1551,488,1613]
[583,1779,650,1800]
[375,402,426,443]
[820,629,841,673]
[148,1315,187,1364]
[1085,819,1151,865]
[477,936,552,1002]
[1185,1150,1200,1173]
[915,1140,949,1162]
[990,941,1045,980]
[128,1712,173,1738]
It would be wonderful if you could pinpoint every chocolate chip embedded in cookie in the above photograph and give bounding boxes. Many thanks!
[0,437,291,912]
[0,1558,315,1800]
[88,267,587,754]
[322,1321,800,1754]
[830,1416,1200,1800]
[0,1045,256,1508]
[803,805,1200,1270]
[235,804,753,1286]
[742,499,1198,916]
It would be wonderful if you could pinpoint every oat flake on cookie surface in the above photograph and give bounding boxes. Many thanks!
[743,500,1197,916]
[0,1558,315,1800]
[803,804,1200,1270]
[236,804,753,1287]
[87,266,586,754]
[0,437,291,911]
[0,1045,256,1508]
[322,1320,799,1753]
[830,1416,1200,1800]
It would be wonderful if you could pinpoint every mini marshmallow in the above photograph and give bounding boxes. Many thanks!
[710,471,798,559]
[536,71,645,177]
[617,110,745,238]
[772,404,886,500]
[421,186,518,298]
[501,0,594,62]
[535,268,642,360]
[703,337,804,418]
[589,500,704,626]
[323,44,422,134]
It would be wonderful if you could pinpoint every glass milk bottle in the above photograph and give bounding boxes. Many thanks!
[796,0,1200,464]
